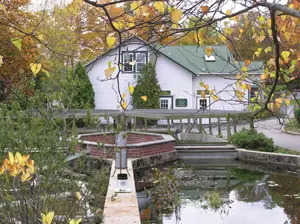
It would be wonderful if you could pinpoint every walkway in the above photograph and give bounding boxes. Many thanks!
[103,159,141,224]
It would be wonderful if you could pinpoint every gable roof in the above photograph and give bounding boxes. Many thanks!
[86,36,263,75]
[157,45,263,75]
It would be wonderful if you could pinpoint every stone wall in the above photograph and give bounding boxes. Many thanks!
[89,142,175,158]
[237,148,300,167]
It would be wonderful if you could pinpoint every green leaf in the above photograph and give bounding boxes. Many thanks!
[12,38,22,50]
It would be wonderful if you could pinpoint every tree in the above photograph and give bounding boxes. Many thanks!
[132,63,161,109]
[71,62,95,109]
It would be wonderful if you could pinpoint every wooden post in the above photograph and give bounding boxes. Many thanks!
[226,115,231,139]
[180,119,183,132]
[167,119,171,133]
[233,119,237,133]
[218,117,222,137]
[72,116,76,131]
[249,116,254,129]
[208,117,212,135]
[133,117,137,131]
[144,118,147,132]
[198,118,203,134]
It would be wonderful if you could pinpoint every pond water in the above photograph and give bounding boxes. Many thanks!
[136,160,300,224]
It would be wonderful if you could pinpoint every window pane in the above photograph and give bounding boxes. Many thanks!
[160,99,168,109]
[136,53,146,62]
[123,53,133,72]
[199,99,207,109]
[136,63,146,72]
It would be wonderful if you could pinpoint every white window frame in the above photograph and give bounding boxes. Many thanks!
[197,97,210,110]
[123,52,134,72]
[136,52,147,72]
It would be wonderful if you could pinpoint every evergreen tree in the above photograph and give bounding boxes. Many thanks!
[71,62,95,109]
[132,63,161,109]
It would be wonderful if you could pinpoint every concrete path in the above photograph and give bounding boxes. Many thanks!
[254,118,300,152]
[103,159,141,224]
[209,118,300,152]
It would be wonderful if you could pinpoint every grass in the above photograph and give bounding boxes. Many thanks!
[285,119,300,134]
[274,146,300,156]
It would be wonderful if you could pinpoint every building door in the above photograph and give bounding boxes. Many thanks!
[197,97,210,124]
[158,97,172,126]
[160,97,172,110]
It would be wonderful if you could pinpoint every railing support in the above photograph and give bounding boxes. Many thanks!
[218,117,222,137]
[144,118,147,132]
[208,117,212,135]
[226,115,231,139]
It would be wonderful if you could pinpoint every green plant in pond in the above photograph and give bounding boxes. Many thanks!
[230,168,264,183]
[229,128,275,152]
[204,190,222,209]
[147,167,181,214]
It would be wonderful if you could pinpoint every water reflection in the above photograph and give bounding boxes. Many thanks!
[137,161,300,224]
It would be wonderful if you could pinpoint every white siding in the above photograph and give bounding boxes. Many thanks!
[156,55,193,109]
[86,40,150,110]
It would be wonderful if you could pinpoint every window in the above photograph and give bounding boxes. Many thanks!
[199,99,208,110]
[123,53,134,72]
[205,55,216,62]
[160,99,169,109]
[136,52,147,72]
[249,86,259,101]
[122,52,147,73]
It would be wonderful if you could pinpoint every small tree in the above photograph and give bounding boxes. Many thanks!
[71,62,95,109]
[132,63,161,109]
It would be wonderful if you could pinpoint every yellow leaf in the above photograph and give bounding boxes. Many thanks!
[26,159,35,174]
[205,47,214,57]
[8,152,14,165]
[112,21,123,30]
[104,67,116,79]
[170,9,182,24]
[264,47,272,54]
[69,218,82,224]
[284,32,291,41]
[258,16,265,23]
[106,35,116,48]
[254,48,262,57]
[129,60,136,66]
[0,55,3,67]
[12,38,22,50]
[121,101,127,109]
[0,3,8,16]
[130,1,140,14]
[212,95,219,101]
[21,169,32,182]
[260,74,268,80]
[241,66,247,72]
[274,102,281,109]
[201,90,206,99]
[41,212,55,224]
[153,1,164,13]
[122,93,126,99]
[30,63,42,76]
[267,29,272,37]
[203,84,209,90]
[236,74,242,80]
[225,10,231,16]
[42,69,51,77]
[0,166,4,175]
[225,27,233,35]
[244,60,251,67]
[285,99,290,105]
[75,192,82,200]
[275,98,283,104]
[128,85,134,94]
[281,51,290,63]
[141,95,147,102]
[200,6,209,13]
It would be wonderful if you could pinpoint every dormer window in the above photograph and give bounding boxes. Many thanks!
[205,55,216,62]
[122,51,147,73]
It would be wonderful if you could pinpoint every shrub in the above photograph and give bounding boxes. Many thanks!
[294,108,300,124]
[230,128,275,152]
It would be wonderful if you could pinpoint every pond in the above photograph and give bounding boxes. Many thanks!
[135,160,300,224]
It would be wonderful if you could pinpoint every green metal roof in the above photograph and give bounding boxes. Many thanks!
[156,45,264,75]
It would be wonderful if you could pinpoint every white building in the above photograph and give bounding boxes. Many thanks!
[86,36,263,112]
